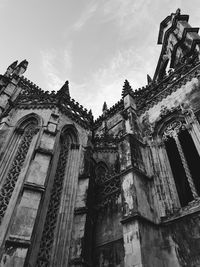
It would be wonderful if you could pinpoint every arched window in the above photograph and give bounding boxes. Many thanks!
[0,114,40,224]
[163,120,200,207]
[0,114,41,267]
[95,162,108,184]
[36,125,79,267]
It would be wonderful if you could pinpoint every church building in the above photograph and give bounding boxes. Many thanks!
[0,9,200,267]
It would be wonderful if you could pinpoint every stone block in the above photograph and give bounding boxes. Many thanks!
[123,221,142,267]
[9,190,41,240]
[39,132,55,152]
[124,95,136,110]
[26,153,51,185]
[0,93,9,109]
[47,122,57,133]
[75,179,89,208]
[4,83,16,96]
[1,247,28,267]
[49,113,59,124]
[119,140,132,171]
[122,172,136,216]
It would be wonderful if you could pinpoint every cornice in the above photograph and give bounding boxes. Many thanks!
[16,77,93,130]
[2,50,199,131]
[93,99,124,129]
[137,60,200,116]
[162,198,200,224]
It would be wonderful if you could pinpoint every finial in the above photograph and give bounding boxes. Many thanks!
[176,8,181,16]
[102,101,108,116]
[88,109,94,121]
[147,74,152,85]
[4,60,18,77]
[13,59,28,76]
[122,79,133,97]
[57,80,70,98]
[102,101,108,112]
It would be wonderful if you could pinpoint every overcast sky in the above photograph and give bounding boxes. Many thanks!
[0,0,200,117]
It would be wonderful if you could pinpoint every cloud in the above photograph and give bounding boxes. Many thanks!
[40,50,64,91]
[63,45,73,76]
[0,0,7,8]
[40,43,73,91]
[39,0,188,118]
[69,47,151,118]
[86,42,160,118]
[73,1,98,30]
[100,0,153,38]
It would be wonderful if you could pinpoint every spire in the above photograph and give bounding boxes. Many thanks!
[58,80,70,96]
[13,59,28,76]
[122,79,133,97]
[147,74,152,85]
[4,60,18,77]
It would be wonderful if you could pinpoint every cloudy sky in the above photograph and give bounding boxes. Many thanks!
[0,0,200,117]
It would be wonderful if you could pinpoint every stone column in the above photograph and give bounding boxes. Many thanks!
[173,133,198,199]
[163,120,198,199]
[184,110,200,156]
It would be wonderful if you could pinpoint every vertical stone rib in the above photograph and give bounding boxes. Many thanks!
[174,135,198,199]
[157,145,174,211]
[51,146,74,266]
[63,149,79,266]
[162,146,179,209]
[150,145,166,217]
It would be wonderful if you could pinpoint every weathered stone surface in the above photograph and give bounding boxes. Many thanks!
[9,190,41,240]
[26,153,51,185]
[1,9,200,267]
[39,132,55,152]
[1,247,28,267]
[123,221,142,267]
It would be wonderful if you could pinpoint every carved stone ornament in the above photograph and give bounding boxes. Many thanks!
[163,120,185,140]
[142,112,154,138]
[96,172,121,209]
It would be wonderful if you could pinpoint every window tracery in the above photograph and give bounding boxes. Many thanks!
[0,122,38,224]
[95,163,108,184]
[95,163,121,208]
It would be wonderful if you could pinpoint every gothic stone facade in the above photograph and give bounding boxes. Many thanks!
[1,9,200,267]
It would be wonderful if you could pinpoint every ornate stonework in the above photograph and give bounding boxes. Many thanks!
[1,9,200,267]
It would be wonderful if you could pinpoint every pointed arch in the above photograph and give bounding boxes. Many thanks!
[95,161,108,184]
[36,124,80,267]
[155,114,200,207]
[154,110,185,138]
[0,113,41,225]
[59,124,79,146]
[15,112,43,130]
